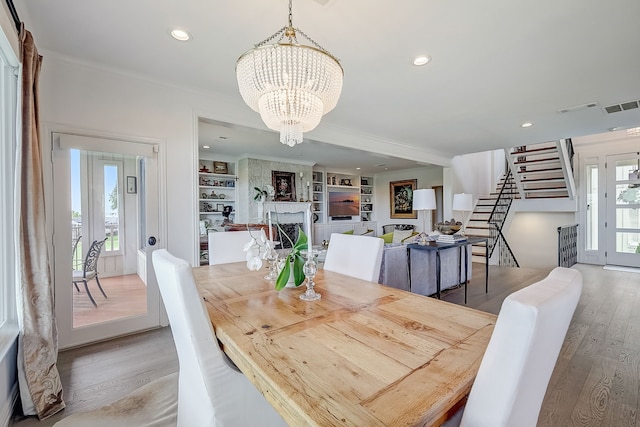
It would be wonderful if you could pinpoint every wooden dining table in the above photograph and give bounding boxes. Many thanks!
[194,262,497,426]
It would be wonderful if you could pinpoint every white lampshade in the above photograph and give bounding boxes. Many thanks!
[413,189,436,210]
[452,193,473,212]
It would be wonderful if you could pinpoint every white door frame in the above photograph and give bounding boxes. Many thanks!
[606,152,640,267]
[48,129,167,349]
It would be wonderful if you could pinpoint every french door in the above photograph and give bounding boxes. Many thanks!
[606,152,640,267]
[52,132,163,348]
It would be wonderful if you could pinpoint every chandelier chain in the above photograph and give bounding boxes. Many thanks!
[288,0,293,28]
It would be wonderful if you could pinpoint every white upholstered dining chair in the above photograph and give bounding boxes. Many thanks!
[208,229,265,265]
[323,232,384,282]
[444,266,582,427]
[152,249,287,427]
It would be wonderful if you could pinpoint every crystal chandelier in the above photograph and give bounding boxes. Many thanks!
[236,0,343,147]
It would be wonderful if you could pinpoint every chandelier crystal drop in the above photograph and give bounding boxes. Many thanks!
[236,0,343,147]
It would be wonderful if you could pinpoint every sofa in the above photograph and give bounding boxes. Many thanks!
[377,238,472,297]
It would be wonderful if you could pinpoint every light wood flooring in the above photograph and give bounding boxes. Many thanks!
[73,274,147,328]
[12,263,640,426]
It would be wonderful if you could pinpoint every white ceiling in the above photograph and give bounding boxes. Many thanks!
[16,0,640,170]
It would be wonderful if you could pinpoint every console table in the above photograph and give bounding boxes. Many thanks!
[407,237,489,303]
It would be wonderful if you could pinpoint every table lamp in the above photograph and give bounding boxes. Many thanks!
[452,193,473,235]
[413,189,437,243]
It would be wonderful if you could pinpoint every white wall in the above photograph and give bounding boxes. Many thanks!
[506,212,576,269]
[37,55,263,264]
[374,166,443,234]
[451,149,505,198]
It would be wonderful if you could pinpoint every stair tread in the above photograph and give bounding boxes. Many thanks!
[517,167,563,173]
[521,177,566,182]
[524,186,567,191]
[514,157,560,164]
[511,145,557,155]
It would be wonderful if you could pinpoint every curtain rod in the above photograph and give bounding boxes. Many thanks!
[5,0,20,32]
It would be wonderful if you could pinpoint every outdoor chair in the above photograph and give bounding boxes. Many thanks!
[72,237,108,307]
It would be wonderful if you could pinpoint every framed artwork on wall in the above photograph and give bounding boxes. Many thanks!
[272,171,297,201]
[390,179,417,219]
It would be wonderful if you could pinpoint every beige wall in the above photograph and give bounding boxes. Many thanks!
[506,212,576,269]
[373,166,444,234]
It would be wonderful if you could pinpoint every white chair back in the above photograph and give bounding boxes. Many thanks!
[459,267,582,427]
[152,249,286,427]
[323,233,384,282]
[208,230,265,265]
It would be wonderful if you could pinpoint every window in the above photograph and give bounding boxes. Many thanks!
[103,163,121,252]
[585,162,598,251]
[0,31,18,331]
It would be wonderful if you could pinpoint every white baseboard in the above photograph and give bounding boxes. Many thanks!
[0,382,18,427]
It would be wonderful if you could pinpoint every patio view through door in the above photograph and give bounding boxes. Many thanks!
[606,152,640,268]
[52,133,162,349]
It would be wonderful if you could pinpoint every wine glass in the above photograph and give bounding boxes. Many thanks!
[300,251,321,301]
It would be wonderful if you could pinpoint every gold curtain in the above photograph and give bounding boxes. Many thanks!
[17,24,65,419]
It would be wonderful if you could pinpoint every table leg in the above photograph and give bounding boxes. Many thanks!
[436,250,441,299]
[464,245,469,304]
[407,247,412,292]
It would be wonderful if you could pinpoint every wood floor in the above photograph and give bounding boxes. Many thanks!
[73,274,147,328]
[12,263,640,426]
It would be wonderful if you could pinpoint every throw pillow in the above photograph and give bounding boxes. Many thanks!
[392,229,414,244]
[380,232,394,244]
[353,225,369,235]
[342,230,354,235]
[402,232,421,245]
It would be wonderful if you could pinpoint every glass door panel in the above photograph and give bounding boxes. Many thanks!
[606,154,640,267]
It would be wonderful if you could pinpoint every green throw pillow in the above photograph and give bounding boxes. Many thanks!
[343,230,354,235]
[380,232,394,244]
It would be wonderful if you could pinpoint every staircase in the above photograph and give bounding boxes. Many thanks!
[507,139,576,200]
[466,171,519,266]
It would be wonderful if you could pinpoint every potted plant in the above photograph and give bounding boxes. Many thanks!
[274,227,307,291]
[243,224,308,291]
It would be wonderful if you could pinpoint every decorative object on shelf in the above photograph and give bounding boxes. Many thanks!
[222,206,233,224]
[213,161,228,174]
[390,179,418,219]
[216,203,224,211]
[235,0,343,147]
[201,193,208,199]
[199,160,213,173]
[340,178,352,186]
[200,176,213,186]
[361,178,369,186]
[452,193,474,235]
[272,171,297,201]
[413,188,437,244]
[219,193,226,199]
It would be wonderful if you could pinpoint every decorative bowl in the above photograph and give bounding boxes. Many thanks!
[436,223,462,235]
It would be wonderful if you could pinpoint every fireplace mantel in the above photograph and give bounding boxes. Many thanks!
[264,201,312,214]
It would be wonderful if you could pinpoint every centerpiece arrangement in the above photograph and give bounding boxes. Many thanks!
[244,225,308,290]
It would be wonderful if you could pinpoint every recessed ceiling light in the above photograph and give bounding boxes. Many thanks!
[413,55,431,66]
[356,167,361,170]
[170,29,191,41]
[218,136,228,140]
[521,122,533,128]
[202,145,210,149]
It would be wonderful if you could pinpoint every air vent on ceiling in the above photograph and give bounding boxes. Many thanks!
[557,102,599,114]
[604,100,640,114]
